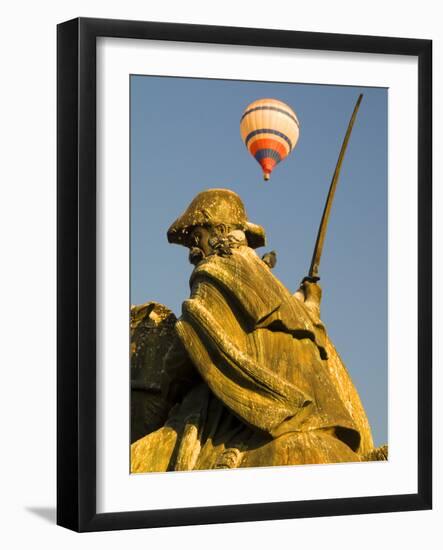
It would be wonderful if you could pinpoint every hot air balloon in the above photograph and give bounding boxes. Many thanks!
[240,98,300,181]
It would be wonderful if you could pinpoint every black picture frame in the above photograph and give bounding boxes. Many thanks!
[57,17,432,532]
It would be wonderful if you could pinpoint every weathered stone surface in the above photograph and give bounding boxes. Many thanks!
[131,425,179,473]
[130,301,176,443]
[322,339,374,457]
[363,444,388,461]
[130,260,376,471]
[131,189,383,472]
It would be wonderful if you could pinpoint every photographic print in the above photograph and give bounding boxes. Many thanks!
[57,18,431,531]
[129,75,388,473]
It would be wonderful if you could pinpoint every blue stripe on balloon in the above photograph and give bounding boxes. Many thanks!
[241,105,299,126]
[254,148,282,163]
[245,129,293,151]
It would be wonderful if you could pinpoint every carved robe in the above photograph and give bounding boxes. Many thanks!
[131,246,373,472]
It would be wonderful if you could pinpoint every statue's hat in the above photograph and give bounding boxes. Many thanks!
[167,188,266,249]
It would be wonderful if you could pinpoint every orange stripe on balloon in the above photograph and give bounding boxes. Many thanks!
[248,138,288,159]
[246,132,291,154]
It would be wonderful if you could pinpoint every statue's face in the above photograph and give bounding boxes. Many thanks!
[190,226,212,257]
[187,225,213,265]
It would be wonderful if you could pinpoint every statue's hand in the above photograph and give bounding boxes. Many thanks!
[302,279,322,306]
[294,279,322,320]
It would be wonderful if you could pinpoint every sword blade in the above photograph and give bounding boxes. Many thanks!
[308,94,363,280]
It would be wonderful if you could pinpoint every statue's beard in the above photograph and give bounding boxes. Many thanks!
[188,246,205,266]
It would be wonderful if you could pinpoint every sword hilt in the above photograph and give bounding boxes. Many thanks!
[302,275,320,284]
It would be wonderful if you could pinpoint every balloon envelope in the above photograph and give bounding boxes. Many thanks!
[240,98,300,180]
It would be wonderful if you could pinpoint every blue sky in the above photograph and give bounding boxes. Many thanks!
[130,75,388,446]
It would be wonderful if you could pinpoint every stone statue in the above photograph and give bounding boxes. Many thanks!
[131,188,382,473]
